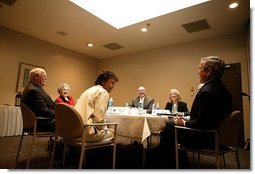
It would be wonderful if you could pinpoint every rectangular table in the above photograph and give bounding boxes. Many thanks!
[0,105,23,137]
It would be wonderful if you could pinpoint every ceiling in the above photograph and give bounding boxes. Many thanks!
[0,0,250,59]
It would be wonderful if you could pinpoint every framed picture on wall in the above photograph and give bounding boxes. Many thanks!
[16,62,43,93]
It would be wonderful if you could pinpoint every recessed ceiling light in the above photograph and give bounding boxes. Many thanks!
[141,23,150,32]
[87,42,93,47]
[229,2,238,9]
[69,0,210,29]
[141,27,148,32]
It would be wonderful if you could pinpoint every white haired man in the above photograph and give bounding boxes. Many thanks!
[21,67,56,132]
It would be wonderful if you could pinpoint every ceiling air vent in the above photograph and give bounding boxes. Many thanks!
[57,31,68,36]
[182,19,210,33]
[0,0,17,6]
[103,42,124,50]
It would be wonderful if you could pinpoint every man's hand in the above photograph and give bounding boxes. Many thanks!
[173,116,185,126]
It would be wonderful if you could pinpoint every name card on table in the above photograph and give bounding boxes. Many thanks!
[107,107,147,115]
[151,109,170,116]
[107,106,130,115]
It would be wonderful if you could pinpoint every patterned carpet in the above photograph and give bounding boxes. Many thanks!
[0,136,251,170]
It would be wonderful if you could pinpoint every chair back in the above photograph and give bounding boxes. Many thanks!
[218,110,243,146]
[20,103,36,129]
[55,103,83,139]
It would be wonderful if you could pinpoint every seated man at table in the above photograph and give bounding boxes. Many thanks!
[129,86,154,114]
[152,56,232,168]
[21,67,56,132]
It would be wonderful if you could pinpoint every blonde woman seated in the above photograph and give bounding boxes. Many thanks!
[55,83,75,106]
[164,89,190,116]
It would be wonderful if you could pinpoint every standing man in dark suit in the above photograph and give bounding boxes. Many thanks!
[129,86,154,113]
[21,67,56,132]
[154,56,232,168]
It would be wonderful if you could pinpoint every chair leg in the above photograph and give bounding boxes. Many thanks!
[112,144,116,169]
[234,150,240,168]
[222,154,226,166]
[15,132,24,167]
[215,154,220,169]
[79,146,85,169]
[26,135,36,168]
[50,138,57,168]
[62,144,67,167]
[48,137,53,157]
[47,140,51,156]
[174,129,180,169]
[175,149,179,169]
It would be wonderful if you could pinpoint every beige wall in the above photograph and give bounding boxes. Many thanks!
[0,26,99,105]
[99,33,250,139]
[0,26,250,140]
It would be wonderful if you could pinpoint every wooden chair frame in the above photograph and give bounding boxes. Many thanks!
[50,103,118,169]
[16,103,54,168]
[175,110,242,169]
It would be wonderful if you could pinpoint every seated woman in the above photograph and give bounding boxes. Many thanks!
[164,88,190,116]
[55,83,75,106]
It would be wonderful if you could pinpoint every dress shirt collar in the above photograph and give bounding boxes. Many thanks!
[139,96,145,102]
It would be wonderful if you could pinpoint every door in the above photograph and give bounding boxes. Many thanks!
[221,63,244,146]
[222,63,243,111]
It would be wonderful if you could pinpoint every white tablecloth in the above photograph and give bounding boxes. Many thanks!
[0,105,23,137]
[106,114,170,144]
[106,114,171,167]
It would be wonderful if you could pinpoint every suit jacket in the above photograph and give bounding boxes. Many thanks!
[21,82,56,118]
[164,101,189,116]
[186,78,232,129]
[130,96,154,113]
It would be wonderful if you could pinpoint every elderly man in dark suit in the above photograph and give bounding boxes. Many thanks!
[129,86,154,114]
[21,67,56,132]
[153,56,232,168]
[175,56,232,128]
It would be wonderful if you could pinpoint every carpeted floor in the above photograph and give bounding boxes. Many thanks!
[0,135,251,170]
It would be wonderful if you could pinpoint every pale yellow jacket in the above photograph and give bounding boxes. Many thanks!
[74,85,113,141]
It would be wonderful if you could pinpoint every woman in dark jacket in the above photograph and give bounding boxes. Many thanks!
[164,88,190,116]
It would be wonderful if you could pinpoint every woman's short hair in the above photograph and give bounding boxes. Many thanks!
[95,70,119,85]
[57,83,70,94]
[201,56,225,78]
[169,89,182,103]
